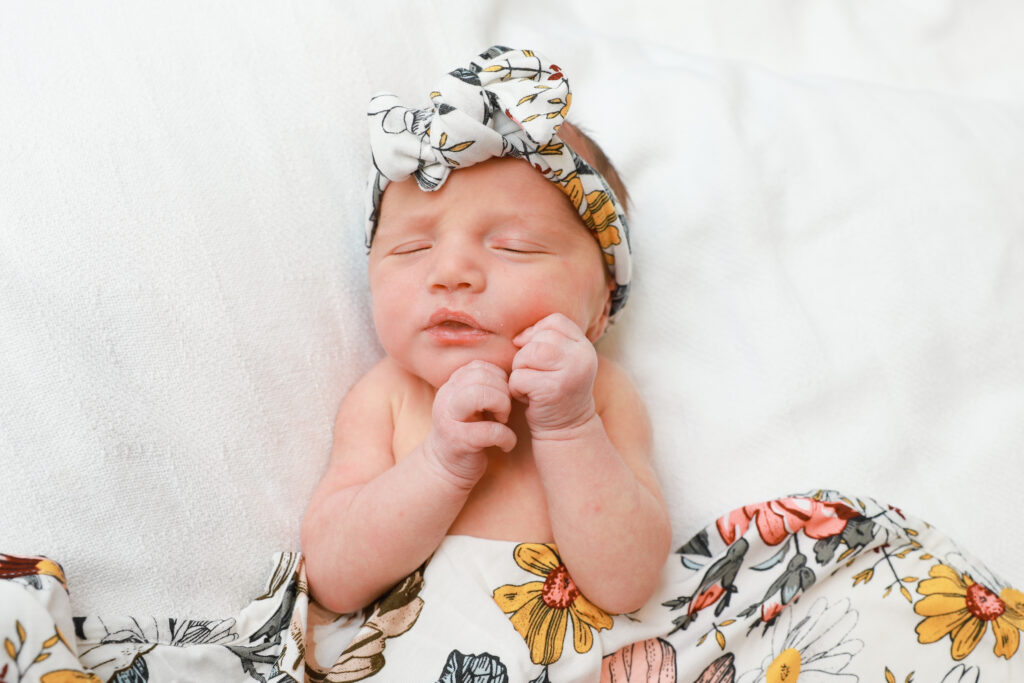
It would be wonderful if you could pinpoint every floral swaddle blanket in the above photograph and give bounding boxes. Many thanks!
[3,490,1022,682]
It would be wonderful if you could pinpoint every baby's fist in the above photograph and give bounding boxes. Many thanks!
[424,360,517,486]
[509,313,598,437]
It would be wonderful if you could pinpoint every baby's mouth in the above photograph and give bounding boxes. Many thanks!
[426,309,491,344]
[427,308,488,331]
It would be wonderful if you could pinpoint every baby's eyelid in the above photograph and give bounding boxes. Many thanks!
[491,238,548,253]
[391,241,432,255]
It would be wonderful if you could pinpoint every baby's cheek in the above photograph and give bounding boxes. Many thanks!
[514,279,597,335]
[514,293,560,329]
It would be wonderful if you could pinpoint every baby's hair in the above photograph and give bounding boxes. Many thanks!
[560,121,631,215]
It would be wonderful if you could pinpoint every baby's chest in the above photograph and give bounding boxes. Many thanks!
[448,446,552,540]
[392,396,553,541]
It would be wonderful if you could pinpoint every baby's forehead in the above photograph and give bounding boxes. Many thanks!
[379,157,583,227]
[378,192,592,243]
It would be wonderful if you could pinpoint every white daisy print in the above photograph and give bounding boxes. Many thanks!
[738,597,863,683]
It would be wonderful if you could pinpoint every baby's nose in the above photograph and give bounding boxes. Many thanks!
[428,247,485,293]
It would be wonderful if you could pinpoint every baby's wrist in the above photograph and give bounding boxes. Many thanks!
[420,436,486,491]
[527,409,601,444]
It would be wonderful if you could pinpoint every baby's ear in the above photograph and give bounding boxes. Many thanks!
[585,278,616,343]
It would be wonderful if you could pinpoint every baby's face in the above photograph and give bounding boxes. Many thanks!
[369,156,612,388]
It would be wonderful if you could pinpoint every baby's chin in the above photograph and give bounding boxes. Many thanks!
[420,350,516,389]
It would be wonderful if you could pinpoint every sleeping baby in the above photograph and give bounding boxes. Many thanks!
[299,46,1023,682]
[3,46,1019,683]
[301,47,672,668]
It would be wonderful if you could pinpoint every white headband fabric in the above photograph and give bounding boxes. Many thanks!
[365,45,632,317]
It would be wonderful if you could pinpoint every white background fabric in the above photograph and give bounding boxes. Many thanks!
[1,0,1022,618]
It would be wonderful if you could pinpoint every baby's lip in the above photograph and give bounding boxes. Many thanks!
[427,308,489,332]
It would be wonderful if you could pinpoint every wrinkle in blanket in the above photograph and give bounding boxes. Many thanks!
[2,492,1022,682]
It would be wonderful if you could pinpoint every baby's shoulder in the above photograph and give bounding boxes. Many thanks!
[345,356,433,411]
[359,356,415,387]
[592,354,653,462]
[594,354,638,393]
[593,354,646,414]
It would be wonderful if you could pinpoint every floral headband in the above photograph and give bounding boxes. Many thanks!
[365,45,632,317]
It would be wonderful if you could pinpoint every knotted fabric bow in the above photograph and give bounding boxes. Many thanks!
[365,46,631,317]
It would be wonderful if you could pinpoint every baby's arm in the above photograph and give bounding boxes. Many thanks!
[509,314,672,615]
[302,359,515,614]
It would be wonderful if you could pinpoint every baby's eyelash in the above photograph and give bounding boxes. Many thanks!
[392,243,431,255]
[492,240,547,254]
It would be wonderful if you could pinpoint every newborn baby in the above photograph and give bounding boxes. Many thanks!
[302,45,670,631]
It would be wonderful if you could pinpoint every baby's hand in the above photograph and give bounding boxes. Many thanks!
[424,360,517,487]
[509,313,598,439]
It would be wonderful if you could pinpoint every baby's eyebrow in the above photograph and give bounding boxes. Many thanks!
[377,211,435,237]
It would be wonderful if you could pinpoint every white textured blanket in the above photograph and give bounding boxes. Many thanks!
[1,1,1022,622]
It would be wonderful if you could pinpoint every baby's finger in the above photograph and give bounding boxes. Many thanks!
[512,323,536,348]
[451,359,508,384]
[464,364,513,422]
[520,312,586,345]
[512,340,564,372]
[464,420,518,453]
[523,326,578,350]
[478,382,513,424]
[444,360,506,392]
[450,382,512,423]
[508,367,550,403]
[512,314,562,347]
[508,373,528,403]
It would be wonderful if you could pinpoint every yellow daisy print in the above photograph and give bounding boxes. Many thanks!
[492,543,613,665]
[914,563,1024,660]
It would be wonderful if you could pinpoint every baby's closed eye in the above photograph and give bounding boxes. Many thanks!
[488,237,550,255]
[390,241,433,255]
